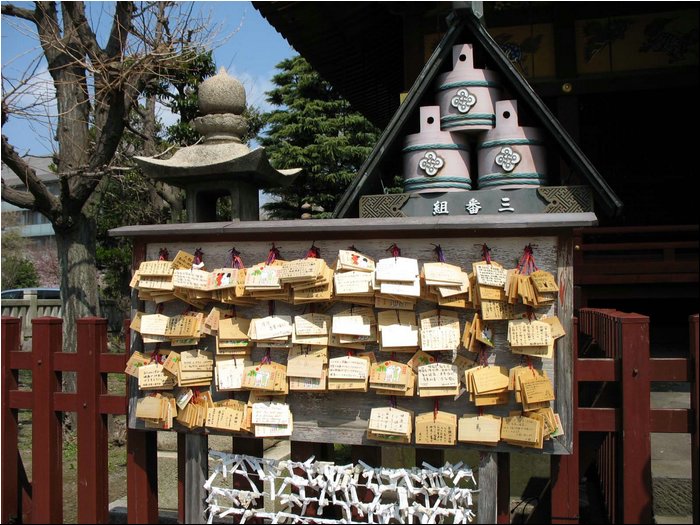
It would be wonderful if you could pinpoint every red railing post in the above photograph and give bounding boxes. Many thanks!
[619,313,652,524]
[31,317,64,523]
[551,317,580,524]
[76,317,109,523]
[690,314,699,525]
[2,317,22,523]
[127,428,159,523]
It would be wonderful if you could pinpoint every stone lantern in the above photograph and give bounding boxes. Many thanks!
[134,67,300,222]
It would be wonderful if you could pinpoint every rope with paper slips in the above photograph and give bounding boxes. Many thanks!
[204,451,477,524]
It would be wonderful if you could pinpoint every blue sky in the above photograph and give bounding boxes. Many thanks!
[0,1,297,155]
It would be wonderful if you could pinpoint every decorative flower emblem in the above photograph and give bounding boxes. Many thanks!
[494,146,521,172]
[418,151,445,177]
[450,88,477,113]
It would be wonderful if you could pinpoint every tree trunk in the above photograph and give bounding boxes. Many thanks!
[54,214,100,406]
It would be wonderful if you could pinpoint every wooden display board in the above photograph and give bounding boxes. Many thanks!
[118,215,583,455]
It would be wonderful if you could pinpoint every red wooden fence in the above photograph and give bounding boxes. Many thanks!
[2,312,697,523]
[0,316,159,524]
[550,309,699,524]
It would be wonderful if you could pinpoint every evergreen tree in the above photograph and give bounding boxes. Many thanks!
[259,56,379,219]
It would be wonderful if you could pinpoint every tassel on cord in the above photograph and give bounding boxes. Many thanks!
[266,243,281,265]
[229,247,244,269]
[387,243,401,258]
[305,242,320,259]
[481,244,491,264]
[262,348,272,365]
[432,244,446,263]
[158,248,169,261]
[193,248,205,269]
[517,244,538,275]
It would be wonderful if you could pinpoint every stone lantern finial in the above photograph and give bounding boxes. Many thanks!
[192,68,248,144]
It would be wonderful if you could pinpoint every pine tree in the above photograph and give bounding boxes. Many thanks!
[259,56,380,219]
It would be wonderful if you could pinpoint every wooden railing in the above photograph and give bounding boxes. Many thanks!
[0,316,157,524]
[551,309,698,524]
[3,312,697,524]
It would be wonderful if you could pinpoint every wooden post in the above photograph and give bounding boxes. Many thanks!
[551,316,580,524]
[1,317,22,523]
[127,260,160,523]
[76,317,110,523]
[185,433,209,523]
[31,317,64,523]
[496,452,510,524]
[477,452,498,524]
[127,428,159,523]
[620,313,652,524]
[414,448,444,468]
[690,314,699,525]
[25,290,38,338]
[178,432,186,523]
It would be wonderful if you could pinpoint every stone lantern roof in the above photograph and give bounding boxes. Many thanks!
[133,67,300,221]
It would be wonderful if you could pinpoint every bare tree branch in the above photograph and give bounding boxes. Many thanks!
[0,180,36,209]
[33,2,64,68]
[124,119,151,143]
[1,134,61,214]
[105,1,135,58]
[1,3,36,22]
[62,2,106,64]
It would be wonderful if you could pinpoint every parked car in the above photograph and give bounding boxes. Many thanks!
[0,287,61,300]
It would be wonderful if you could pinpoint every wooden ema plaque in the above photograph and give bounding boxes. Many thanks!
[124,228,577,455]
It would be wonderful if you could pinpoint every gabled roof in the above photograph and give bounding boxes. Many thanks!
[332,9,623,219]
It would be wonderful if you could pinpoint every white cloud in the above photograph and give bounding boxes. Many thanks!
[225,65,275,113]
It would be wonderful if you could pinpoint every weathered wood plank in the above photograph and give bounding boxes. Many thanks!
[477,452,498,524]
[110,213,597,239]
[556,235,574,452]
[127,234,572,455]
[185,434,208,524]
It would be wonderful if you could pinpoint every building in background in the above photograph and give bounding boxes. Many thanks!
[1,155,57,250]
